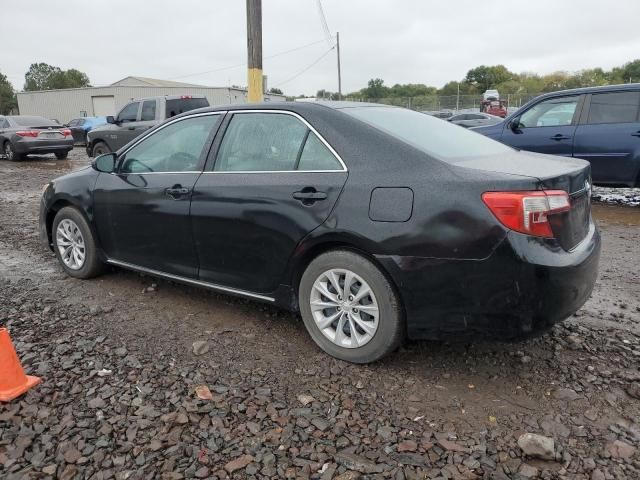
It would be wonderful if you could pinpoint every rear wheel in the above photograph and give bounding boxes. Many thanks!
[55,151,69,160]
[91,141,111,157]
[299,250,404,363]
[3,141,23,161]
[52,207,104,279]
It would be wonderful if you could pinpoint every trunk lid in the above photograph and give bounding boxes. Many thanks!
[454,150,592,251]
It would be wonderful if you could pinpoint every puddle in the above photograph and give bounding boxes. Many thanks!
[592,203,640,226]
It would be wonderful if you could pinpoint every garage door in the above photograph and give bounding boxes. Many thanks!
[92,96,116,117]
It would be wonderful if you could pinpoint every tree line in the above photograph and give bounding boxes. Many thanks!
[315,59,640,100]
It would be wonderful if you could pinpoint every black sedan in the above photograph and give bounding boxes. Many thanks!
[0,115,74,160]
[39,102,600,363]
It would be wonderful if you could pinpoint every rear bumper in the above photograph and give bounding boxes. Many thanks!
[14,138,73,154]
[376,221,601,340]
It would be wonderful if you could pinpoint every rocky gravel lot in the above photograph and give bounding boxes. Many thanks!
[1,150,639,480]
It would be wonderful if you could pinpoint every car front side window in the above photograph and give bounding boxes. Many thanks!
[120,115,220,174]
[518,97,579,128]
[117,102,140,123]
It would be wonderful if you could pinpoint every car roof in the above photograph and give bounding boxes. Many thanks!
[537,82,640,99]
[134,95,208,101]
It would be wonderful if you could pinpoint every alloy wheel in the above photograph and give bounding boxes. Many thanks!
[56,219,86,270]
[310,268,379,348]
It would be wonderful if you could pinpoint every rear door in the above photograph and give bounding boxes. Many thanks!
[190,110,347,294]
[93,113,223,278]
[573,90,640,186]
[500,95,583,156]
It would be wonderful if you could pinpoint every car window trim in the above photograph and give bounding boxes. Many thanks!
[579,90,640,126]
[115,111,226,175]
[204,109,348,174]
[517,94,585,128]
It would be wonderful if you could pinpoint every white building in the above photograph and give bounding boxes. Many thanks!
[16,76,286,122]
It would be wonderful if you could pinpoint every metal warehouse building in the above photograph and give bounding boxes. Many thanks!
[16,76,286,123]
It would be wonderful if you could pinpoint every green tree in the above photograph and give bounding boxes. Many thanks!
[465,65,513,91]
[269,87,283,95]
[0,73,17,115]
[24,63,91,91]
[360,78,390,99]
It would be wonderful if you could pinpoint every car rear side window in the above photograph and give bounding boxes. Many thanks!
[297,132,342,171]
[141,100,157,121]
[215,113,308,171]
[166,98,209,118]
[118,102,139,123]
[344,106,512,161]
[120,115,221,174]
[586,91,640,124]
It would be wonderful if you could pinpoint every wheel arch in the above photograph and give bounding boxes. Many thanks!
[287,236,406,320]
[45,198,96,250]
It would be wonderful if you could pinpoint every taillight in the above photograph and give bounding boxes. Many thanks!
[482,190,570,238]
[16,130,39,137]
[62,129,72,137]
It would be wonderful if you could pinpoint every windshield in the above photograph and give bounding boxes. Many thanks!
[343,106,512,162]
[11,116,58,127]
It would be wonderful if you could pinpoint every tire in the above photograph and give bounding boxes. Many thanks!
[52,207,104,279]
[91,141,111,157]
[299,250,404,363]
[3,141,23,161]
[55,151,69,160]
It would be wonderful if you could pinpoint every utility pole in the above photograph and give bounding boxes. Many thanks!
[336,32,342,100]
[456,82,460,112]
[246,0,263,103]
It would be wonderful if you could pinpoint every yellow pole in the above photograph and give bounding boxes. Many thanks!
[247,0,263,103]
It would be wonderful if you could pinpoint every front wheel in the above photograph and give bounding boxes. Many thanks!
[52,207,104,279]
[299,250,404,363]
[91,141,111,157]
[55,151,69,160]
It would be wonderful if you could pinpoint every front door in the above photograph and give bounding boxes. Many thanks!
[191,111,348,294]
[501,95,582,157]
[573,90,640,185]
[111,101,141,150]
[93,113,223,277]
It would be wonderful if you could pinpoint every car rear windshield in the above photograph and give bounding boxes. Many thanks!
[11,116,58,127]
[343,106,512,161]
[165,98,210,118]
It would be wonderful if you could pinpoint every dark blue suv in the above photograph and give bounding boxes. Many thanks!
[473,84,640,187]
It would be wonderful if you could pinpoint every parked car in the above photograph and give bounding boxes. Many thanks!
[66,117,107,144]
[448,112,503,128]
[86,95,210,157]
[0,115,73,161]
[421,110,453,119]
[473,84,640,187]
[40,102,600,363]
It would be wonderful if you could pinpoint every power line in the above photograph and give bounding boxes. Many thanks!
[316,0,334,47]
[272,46,335,88]
[169,37,333,81]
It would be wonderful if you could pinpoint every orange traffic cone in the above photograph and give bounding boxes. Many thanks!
[0,328,41,402]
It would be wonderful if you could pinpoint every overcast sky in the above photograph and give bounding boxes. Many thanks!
[2,0,640,96]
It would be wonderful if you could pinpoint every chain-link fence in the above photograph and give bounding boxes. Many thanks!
[340,93,542,113]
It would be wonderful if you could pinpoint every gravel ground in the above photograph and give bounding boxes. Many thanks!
[0,149,639,480]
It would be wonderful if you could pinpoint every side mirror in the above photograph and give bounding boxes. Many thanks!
[509,118,521,131]
[106,116,116,124]
[92,153,117,173]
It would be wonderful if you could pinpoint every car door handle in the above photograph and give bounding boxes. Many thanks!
[631,131,640,137]
[550,134,571,141]
[128,127,135,130]
[292,188,327,204]
[166,186,191,199]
